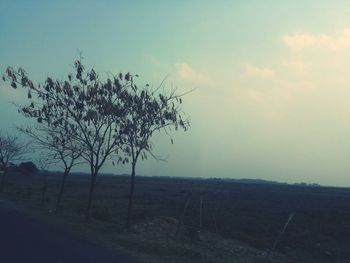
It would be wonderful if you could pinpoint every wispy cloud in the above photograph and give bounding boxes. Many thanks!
[282,28,350,51]
[175,63,209,84]
[244,64,275,79]
[282,58,309,74]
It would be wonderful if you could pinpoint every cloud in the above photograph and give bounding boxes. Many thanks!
[244,64,275,79]
[282,28,350,51]
[175,63,208,84]
[146,54,168,69]
[282,58,308,74]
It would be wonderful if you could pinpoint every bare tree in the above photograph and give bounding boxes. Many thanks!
[0,132,27,191]
[37,156,52,205]
[119,80,190,227]
[19,126,83,211]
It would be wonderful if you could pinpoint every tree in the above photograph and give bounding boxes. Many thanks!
[0,133,27,191]
[19,161,39,174]
[119,80,190,227]
[37,157,52,205]
[3,59,130,220]
[18,126,83,211]
[3,58,191,223]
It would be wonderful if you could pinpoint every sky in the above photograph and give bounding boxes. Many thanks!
[1,1,350,186]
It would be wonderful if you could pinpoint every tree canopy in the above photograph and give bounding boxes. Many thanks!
[2,58,189,222]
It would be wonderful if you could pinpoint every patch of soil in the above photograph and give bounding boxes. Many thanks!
[129,216,297,263]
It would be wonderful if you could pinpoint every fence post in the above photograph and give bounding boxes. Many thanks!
[176,193,191,238]
[265,212,295,259]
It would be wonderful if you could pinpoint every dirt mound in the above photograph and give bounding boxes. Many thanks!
[128,216,295,263]
[131,216,179,238]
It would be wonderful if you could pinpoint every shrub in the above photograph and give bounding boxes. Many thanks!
[19,161,39,175]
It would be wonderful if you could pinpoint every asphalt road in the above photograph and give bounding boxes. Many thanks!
[0,202,136,263]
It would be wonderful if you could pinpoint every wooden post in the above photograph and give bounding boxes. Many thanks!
[265,212,295,259]
[199,195,203,230]
[212,211,219,234]
[176,193,191,238]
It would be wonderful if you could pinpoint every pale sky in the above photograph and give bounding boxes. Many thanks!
[1,1,350,186]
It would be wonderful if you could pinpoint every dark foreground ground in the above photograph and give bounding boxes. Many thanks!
[1,173,350,262]
[0,201,135,263]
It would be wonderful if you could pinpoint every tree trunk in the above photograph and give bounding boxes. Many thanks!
[41,173,48,205]
[55,170,68,212]
[126,162,136,228]
[0,169,8,192]
[86,171,97,221]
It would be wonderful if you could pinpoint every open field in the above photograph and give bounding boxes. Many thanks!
[1,173,350,263]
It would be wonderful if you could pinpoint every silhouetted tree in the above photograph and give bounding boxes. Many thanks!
[3,59,130,220]
[119,80,190,227]
[18,126,83,211]
[0,133,27,191]
[37,157,52,205]
[19,161,38,174]
[3,58,190,223]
